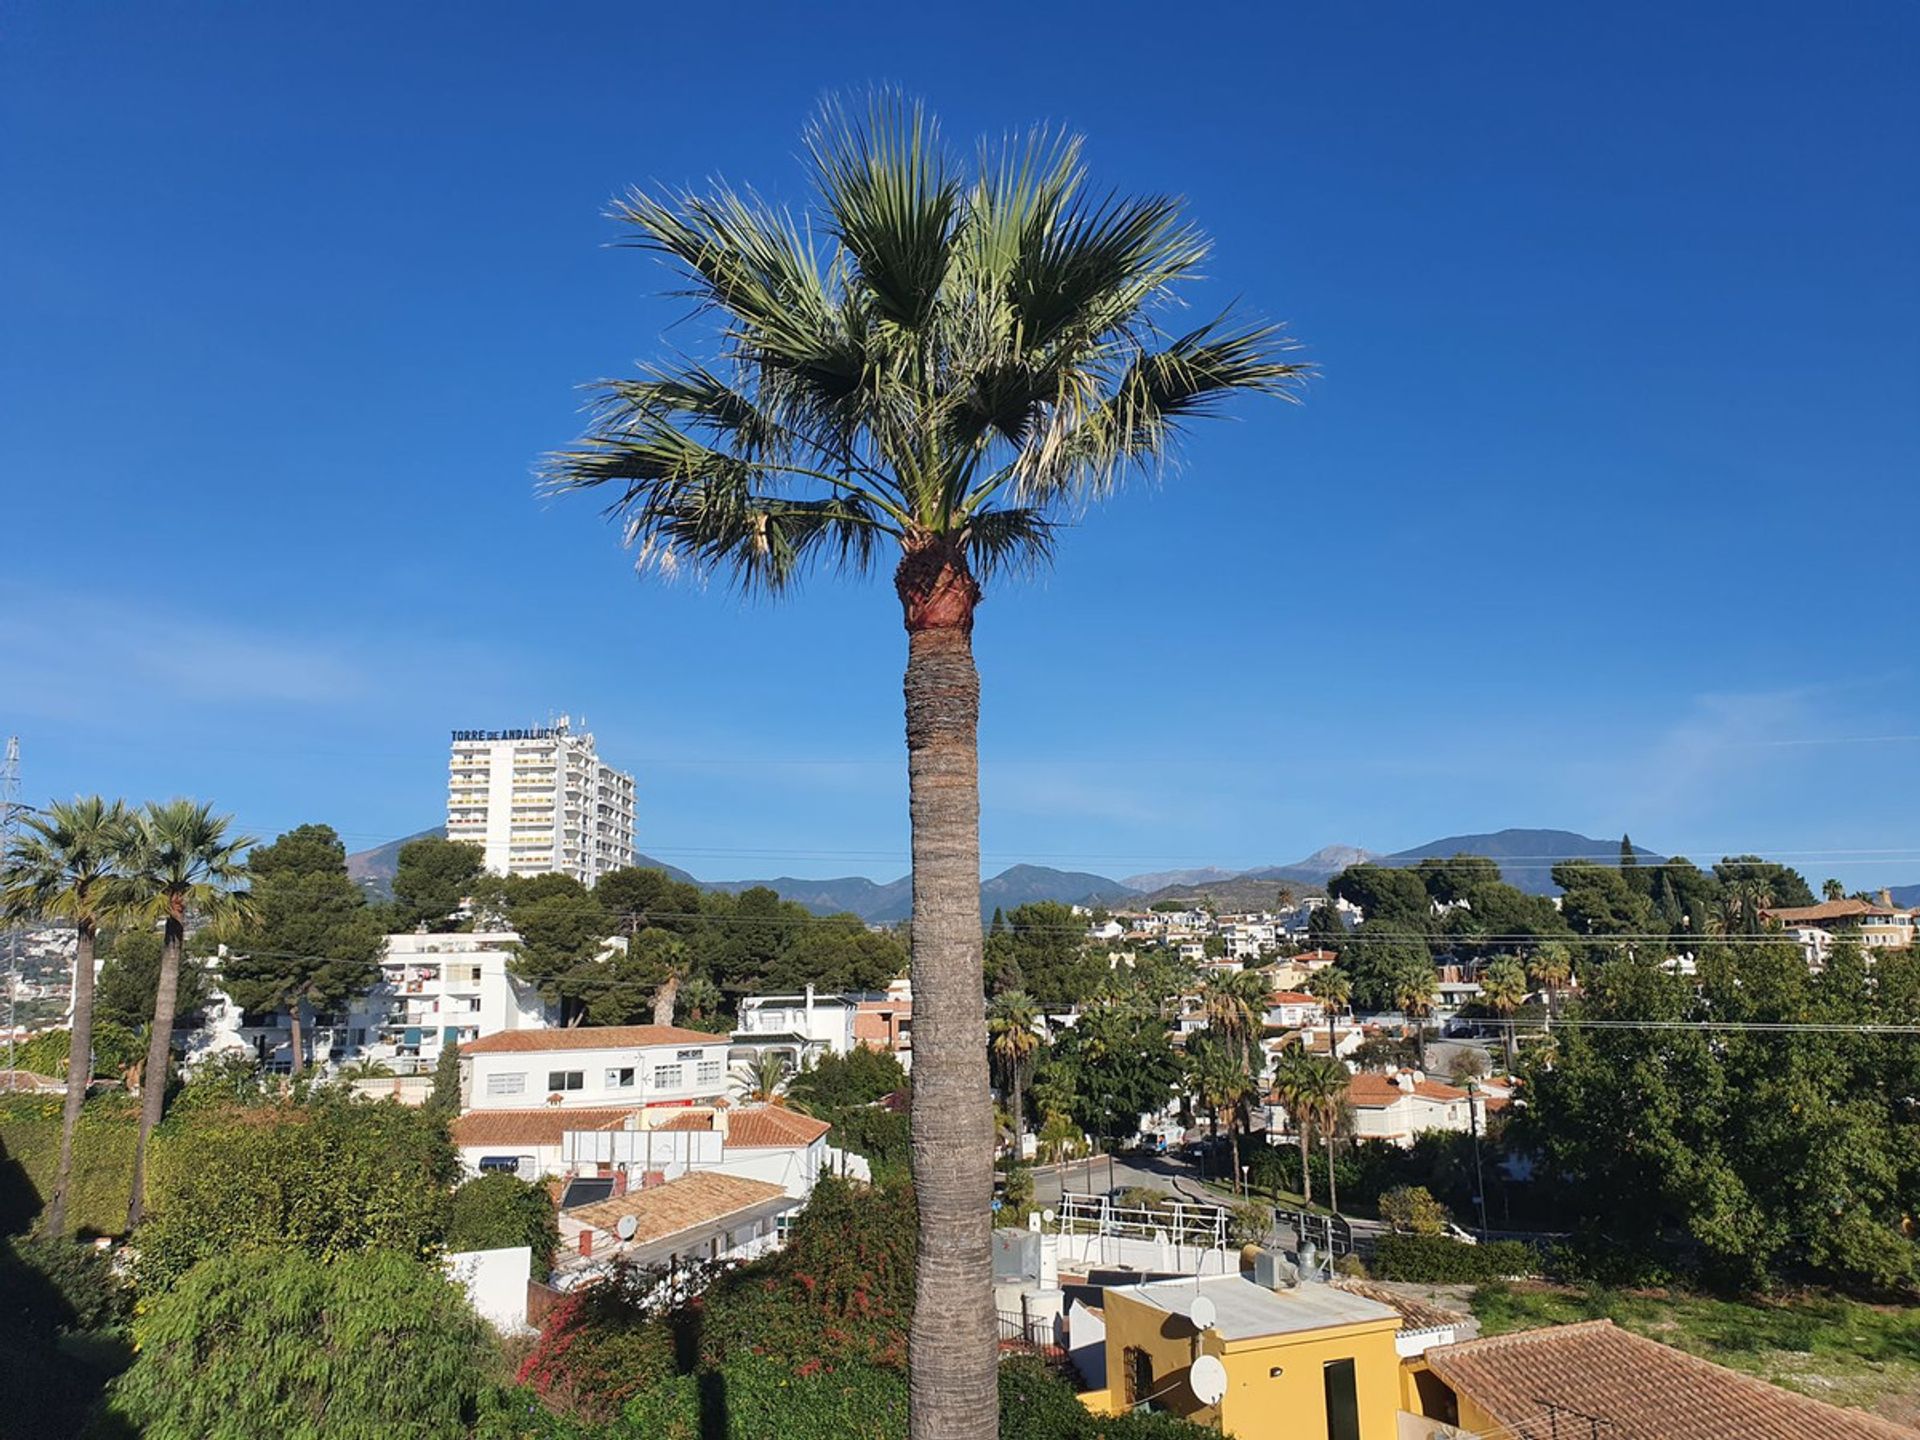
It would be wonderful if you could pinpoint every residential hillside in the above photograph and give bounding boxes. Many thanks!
[345,826,445,898]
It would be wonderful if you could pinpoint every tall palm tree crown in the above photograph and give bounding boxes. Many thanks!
[988,989,1041,1156]
[0,796,134,1237]
[546,97,1302,1440]
[123,800,253,1228]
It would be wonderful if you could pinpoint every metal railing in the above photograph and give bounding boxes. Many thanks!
[1056,1192,1229,1250]
[995,1310,1070,1370]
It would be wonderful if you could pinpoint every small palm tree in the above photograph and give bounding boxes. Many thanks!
[1305,966,1351,1057]
[1527,941,1572,1027]
[731,1048,795,1105]
[988,990,1041,1159]
[0,796,134,1237]
[545,98,1303,1438]
[1187,1040,1251,1194]
[1392,956,1438,1069]
[334,1056,395,1082]
[1304,1055,1351,1216]
[1199,971,1265,1068]
[1480,955,1529,1072]
[123,800,254,1228]
[1270,1046,1319,1206]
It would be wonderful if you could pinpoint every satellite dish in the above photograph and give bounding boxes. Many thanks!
[1189,1353,1228,1406]
[616,1214,638,1241]
[1189,1295,1217,1332]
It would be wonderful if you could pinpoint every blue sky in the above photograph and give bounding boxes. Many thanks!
[3,4,1916,889]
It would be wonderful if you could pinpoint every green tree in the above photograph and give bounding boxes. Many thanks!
[768,913,908,993]
[1526,941,1573,1023]
[1185,1036,1252,1193]
[223,824,384,1074]
[0,796,134,1237]
[93,924,218,1033]
[1305,1054,1351,1214]
[568,927,684,1025]
[1304,900,1346,950]
[109,1248,493,1439]
[445,1171,558,1268]
[391,835,485,932]
[506,888,614,1011]
[731,1049,796,1105]
[425,1038,461,1118]
[1390,955,1438,1069]
[1198,969,1267,1068]
[122,800,254,1229]
[1479,955,1529,1071]
[592,865,704,935]
[1270,1046,1320,1205]
[544,98,1299,1440]
[1327,865,1432,927]
[1304,966,1351,1053]
[1378,1184,1450,1236]
[988,990,1042,1157]
[1067,1001,1181,1148]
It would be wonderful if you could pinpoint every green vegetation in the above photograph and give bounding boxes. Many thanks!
[136,1092,457,1288]
[446,1173,560,1270]
[1370,1235,1539,1284]
[0,1095,140,1238]
[1471,1282,1920,1420]
[109,1248,497,1439]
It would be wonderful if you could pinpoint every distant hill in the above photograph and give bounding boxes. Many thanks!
[1133,844,1376,910]
[1122,866,1237,892]
[346,827,444,899]
[1239,844,1380,886]
[1381,828,1663,896]
[1889,883,1920,908]
[709,863,1137,923]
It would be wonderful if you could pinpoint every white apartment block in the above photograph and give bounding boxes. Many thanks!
[445,718,637,886]
[372,931,550,1073]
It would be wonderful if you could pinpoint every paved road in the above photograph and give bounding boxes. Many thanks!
[1029,1152,1223,1208]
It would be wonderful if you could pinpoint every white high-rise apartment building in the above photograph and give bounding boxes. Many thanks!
[445,718,637,886]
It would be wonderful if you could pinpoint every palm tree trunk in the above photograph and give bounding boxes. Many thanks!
[1296,1119,1313,1205]
[1324,1129,1339,1216]
[1008,1067,1024,1163]
[1228,1122,1242,1197]
[652,971,680,1027]
[288,996,305,1076]
[128,906,183,1229]
[899,546,995,1440]
[1502,1013,1517,1072]
[46,921,97,1238]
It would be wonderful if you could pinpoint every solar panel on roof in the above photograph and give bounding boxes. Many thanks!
[560,1177,616,1209]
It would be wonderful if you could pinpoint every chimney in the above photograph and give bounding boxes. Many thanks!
[1879,889,1893,908]
[805,983,815,1021]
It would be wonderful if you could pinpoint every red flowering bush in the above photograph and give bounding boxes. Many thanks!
[515,1265,679,1421]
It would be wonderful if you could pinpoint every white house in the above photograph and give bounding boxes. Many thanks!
[1264,991,1324,1030]
[555,1170,795,1280]
[1345,1069,1484,1147]
[370,931,550,1074]
[463,1024,731,1110]
[732,986,857,1066]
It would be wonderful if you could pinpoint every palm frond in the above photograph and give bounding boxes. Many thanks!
[807,93,959,332]
[961,508,1055,582]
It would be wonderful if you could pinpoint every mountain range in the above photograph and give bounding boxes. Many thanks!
[342,825,1798,923]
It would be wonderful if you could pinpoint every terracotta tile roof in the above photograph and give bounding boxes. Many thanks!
[725,1107,831,1148]
[1765,898,1911,924]
[1268,991,1321,1005]
[450,1106,644,1147]
[653,1110,714,1133]
[462,1024,721,1054]
[1422,1319,1918,1440]
[1346,1071,1468,1107]
[565,1171,788,1242]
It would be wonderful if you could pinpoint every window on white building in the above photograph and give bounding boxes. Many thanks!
[697,1060,723,1087]
[486,1072,527,1097]
[547,1070,585,1092]
[606,1067,636,1089]
[653,1065,683,1088]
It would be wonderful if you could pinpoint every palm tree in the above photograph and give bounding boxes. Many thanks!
[988,990,1041,1160]
[1479,955,1529,1072]
[0,797,133,1238]
[1270,1046,1319,1206]
[544,98,1301,1437]
[1188,1040,1251,1194]
[1199,970,1266,1068]
[1305,1055,1351,1216]
[731,1048,795,1105]
[1305,966,1351,1057]
[1392,956,1438,1069]
[123,800,253,1228]
[1527,941,1572,1027]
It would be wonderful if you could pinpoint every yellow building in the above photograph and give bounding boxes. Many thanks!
[1085,1273,1404,1440]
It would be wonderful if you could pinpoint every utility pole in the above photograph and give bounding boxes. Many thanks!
[2,737,22,1092]
[1466,1074,1489,1240]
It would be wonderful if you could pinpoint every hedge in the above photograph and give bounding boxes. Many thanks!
[1369,1234,1539,1283]
[0,1095,140,1238]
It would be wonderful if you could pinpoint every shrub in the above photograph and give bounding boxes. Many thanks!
[1378,1185,1451,1237]
[107,1248,494,1439]
[136,1092,457,1288]
[620,1352,908,1439]
[1371,1234,1539,1284]
[1228,1201,1274,1247]
[516,1264,681,1422]
[448,1173,560,1270]
[9,1236,129,1332]
[699,1176,915,1371]
[0,1094,140,1237]
[0,1233,130,1440]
